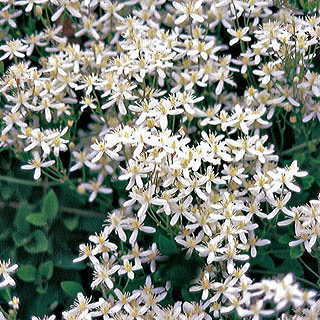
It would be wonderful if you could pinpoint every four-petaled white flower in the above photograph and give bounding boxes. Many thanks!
[21,152,55,180]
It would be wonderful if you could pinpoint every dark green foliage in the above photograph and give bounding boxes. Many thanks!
[0,159,112,318]
[155,232,202,290]
[61,281,83,297]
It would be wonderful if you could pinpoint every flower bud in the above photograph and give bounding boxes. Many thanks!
[77,185,86,194]
[146,119,155,128]
[290,116,297,123]
[284,104,292,112]
[35,5,42,16]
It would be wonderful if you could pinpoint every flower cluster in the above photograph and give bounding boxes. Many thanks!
[280,194,320,253]
[0,0,320,319]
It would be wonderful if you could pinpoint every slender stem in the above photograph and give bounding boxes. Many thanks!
[0,175,59,187]
[0,305,9,319]
[282,138,320,156]
[0,201,104,218]
[60,206,104,218]
[299,257,320,280]
[123,277,130,292]
[42,170,62,183]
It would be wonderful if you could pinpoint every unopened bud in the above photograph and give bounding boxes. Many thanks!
[178,126,187,136]
[203,235,210,242]
[39,57,47,67]
[229,187,238,197]
[293,76,299,83]
[108,117,119,128]
[77,185,86,194]
[69,142,75,150]
[290,116,297,123]
[146,119,155,128]
[35,5,42,16]
[186,113,194,122]
[9,310,15,316]
[284,104,292,112]
[67,120,74,127]
[166,14,174,25]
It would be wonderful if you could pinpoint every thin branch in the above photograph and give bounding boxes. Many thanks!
[0,201,104,218]
[281,138,320,156]
[0,175,60,187]
[60,206,104,218]
[299,257,320,280]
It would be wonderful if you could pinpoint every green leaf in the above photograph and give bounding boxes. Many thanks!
[26,213,47,226]
[63,216,79,231]
[278,259,304,277]
[1,186,14,201]
[24,230,48,254]
[181,286,200,302]
[14,203,31,234]
[39,261,54,280]
[301,175,315,190]
[79,216,104,232]
[290,245,304,259]
[288,191,308,207]
[156,233,178,256]
[251,255,275,270]
[158,254,201,288]
[0,288,11,302]
[293,153,305,164]
[125,276,146,292]
[0,228,11,241]
[61,281,83,297]
[17,265,37,282]
[278,234,292,245]
[36,283,48,294]
[53,249,85,270]
[42,189,59,221]
[12,232,32,247]
[28,284,60,317]
[57,183,86,207]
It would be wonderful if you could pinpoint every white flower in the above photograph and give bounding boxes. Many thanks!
[91,263,120,289]
[0,260,18,288]
[31,315,56,320]
[118,259,142,280]
[141,243,166,273]
[80,174,112,202]
[267,192,292,220]
[189,272,214,300]
[227,27,251,46]
[90,138,121,163]
[16,0,48,12]
[173,0,204,25]
[21,152,55,180]
[0,40,28,60]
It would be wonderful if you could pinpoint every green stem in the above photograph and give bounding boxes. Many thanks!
[123,277,130,292]
[0,305,9,319]
[42,170,61,183]
[0,201,104,218]
[299,257,320,280]
[60,206,104,218]
[0,175,59,187]
[282,138,320,156]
